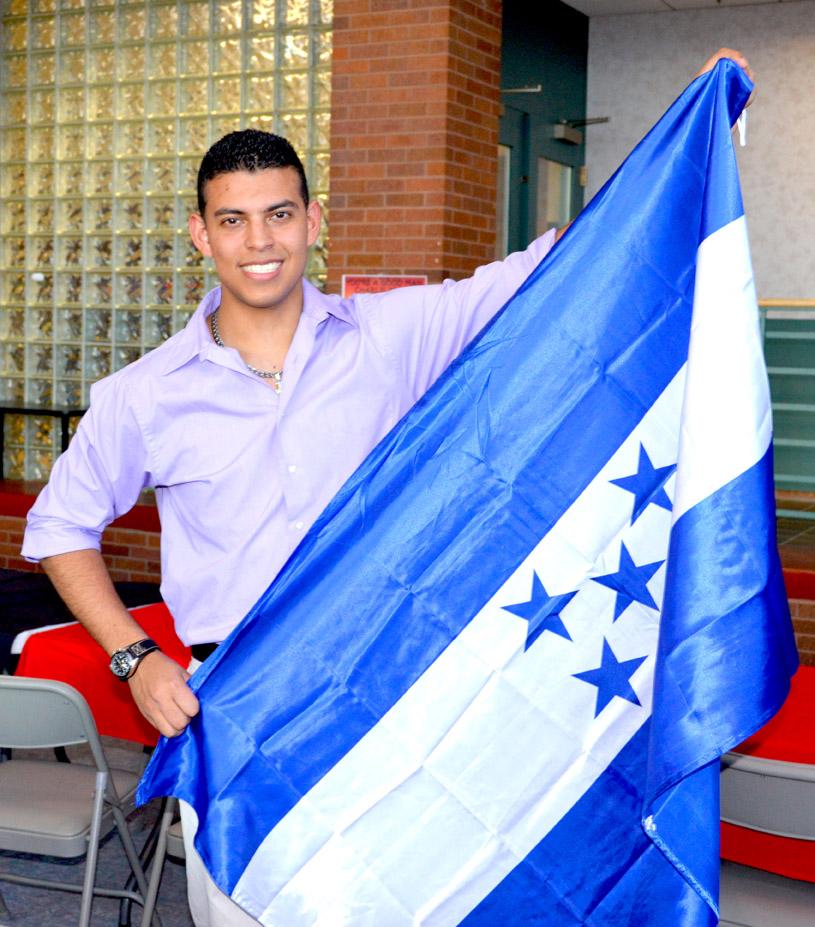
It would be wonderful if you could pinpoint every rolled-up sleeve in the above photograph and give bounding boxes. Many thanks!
[22,375,154,562]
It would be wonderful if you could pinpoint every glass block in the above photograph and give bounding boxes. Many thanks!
[250,35,276,70]
[315,70,331,108]
[151,43,177,78]
[31,127,55,161]
[28,416,56,450]
[30,89,54,124]
[117,160,145,191]
[151,6,179,39]
[182,238,204,268]
[56,380,82,406]
[147,160,176,194]
[1,164,26,197]
[312,110,331,149]
[28,163,55,197]
[315,32,332,66]
[181,274,205,305]
[3,343,26,375]
[58,199,83,232]
[59,237,83,267]
[92,200,113,232]
[149,198,176,230]
[2,19,27,49]
[215,39,242,73]
[212,116,242,141]
[180,41,209,76]
[3,127,26,161]
[88,237,111,269]
[3,201,25,235]
[88,162,113,196]
[283,33,309,69]
[284,0,310,25]
[87,122,113,158]
[90,9,115,44]
[149,81,177,117]
[249,76,275,112]
[85,345,111,380]
[149,120,177,155]
[117,200,144,231]
[214,77,241,112]
[180,118,208,154]
[57,308,83,341]
[31,274,54,304]
[146,309,173,345]
[58,125,85,160]
[28,343,53,375]
[3,414,25,447]
[57,272,83,304]
[7,241,26,269]
[5,55,27,88]
[117,122,145,157]
[4,91,27,125]
[216,0,243,33]
[85,308,112,341]
[90,46,116,81]
[60,11,86,46]
[149,274,173,305]
[58,161,84,197]
[36,0,58,11]
[26,306,53,340]
[56,343,82,379]
[282,72,307,110]
[180,80,208,115]
[186,2,211,36]
[118,82,145,117]
[59,87,85,122]
[116,44,145,80]
[114,347,141,372]
[88,274,113,306]
[117,236,143,268]
[89,86,114,121]
[2,447,25,481]
[115,309,142,344]
[318,0,333,24]
[28,381,54,411]
[33,15,56,49]
[32,52,56,84]
[120,7,146,42]
[179,159,200,196]
[149,236,174,267]
[61,50,86,84]
[31,238,55,268]
[117,274,142,305]
[280,113,307,153]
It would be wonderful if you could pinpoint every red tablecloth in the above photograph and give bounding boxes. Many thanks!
[15,602,190,746]
[721,664,815,882]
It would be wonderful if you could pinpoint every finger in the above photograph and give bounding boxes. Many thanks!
[174,683,200,719]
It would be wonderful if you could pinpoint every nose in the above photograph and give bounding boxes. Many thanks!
[245,216,274,251]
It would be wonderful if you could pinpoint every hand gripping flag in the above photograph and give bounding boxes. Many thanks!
[139,61,797,926]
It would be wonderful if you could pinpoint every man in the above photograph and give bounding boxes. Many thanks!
[22,47,751,927]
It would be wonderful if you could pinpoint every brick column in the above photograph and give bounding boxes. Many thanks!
[326,0,502,291]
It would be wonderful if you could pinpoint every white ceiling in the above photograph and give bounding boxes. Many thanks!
[563,0,792,16]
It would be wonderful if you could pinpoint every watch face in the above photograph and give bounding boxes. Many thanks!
[110,650,134,678]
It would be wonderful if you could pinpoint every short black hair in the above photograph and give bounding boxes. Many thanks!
[196,129,310,216]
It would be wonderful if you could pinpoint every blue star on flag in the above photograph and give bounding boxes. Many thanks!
[573,639,648,717]
[592,542,663,621]
[610,443,675,524]
[502,572,577,650]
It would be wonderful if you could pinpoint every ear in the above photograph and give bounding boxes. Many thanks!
[189,212,212,257]
[306,199,322,247]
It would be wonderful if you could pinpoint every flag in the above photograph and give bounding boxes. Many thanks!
[138,60,797,926]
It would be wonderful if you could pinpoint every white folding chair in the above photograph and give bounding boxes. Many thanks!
[139,796,185,927]
[720,750,815,927]
[0,675,157,927]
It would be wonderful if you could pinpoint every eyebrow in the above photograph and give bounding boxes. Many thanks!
[212,199,300,217]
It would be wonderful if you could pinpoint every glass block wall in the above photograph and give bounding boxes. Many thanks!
[0,0,332,480]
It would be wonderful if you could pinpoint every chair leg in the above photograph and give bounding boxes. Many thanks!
[0,883,11,919]
[138,797,177,927]
[78,770,108,927]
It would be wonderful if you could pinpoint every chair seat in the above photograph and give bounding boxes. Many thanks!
[0,759,140,857]
[720,860,815,927]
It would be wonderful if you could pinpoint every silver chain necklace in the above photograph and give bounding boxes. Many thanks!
[210,309,283,394]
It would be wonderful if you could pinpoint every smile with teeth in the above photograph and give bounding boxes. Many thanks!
[243,261,282,274]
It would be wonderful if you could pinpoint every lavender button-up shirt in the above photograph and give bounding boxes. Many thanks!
[23,231,556,644]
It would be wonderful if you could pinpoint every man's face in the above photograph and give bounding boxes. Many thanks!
[189,166,321,317]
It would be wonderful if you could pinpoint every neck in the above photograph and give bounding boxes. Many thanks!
[216,283,304,371]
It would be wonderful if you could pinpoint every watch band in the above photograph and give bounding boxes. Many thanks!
[109,638,161,681]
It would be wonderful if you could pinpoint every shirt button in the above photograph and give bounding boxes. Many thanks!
[294,520,304,529]
[287,464,297,473]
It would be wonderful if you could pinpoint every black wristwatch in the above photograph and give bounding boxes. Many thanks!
[109,638,161,681]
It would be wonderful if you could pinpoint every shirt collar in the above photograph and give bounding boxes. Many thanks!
[159,279,355,376]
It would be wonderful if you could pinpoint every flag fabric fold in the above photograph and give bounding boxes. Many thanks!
[139,60,797,926]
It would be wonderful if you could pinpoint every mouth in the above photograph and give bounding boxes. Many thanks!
[242,260,283,277]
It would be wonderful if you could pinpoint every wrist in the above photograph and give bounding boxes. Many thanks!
[109,638,161,681]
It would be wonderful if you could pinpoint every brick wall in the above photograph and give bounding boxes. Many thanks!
[791,598,815,667]
[0,514,160,584]
[327,0,502,290]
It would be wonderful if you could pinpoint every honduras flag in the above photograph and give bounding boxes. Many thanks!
[139,60,797,925]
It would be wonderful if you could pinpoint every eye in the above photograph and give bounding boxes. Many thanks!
[220,216,242,227]
[270,210,292,221]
